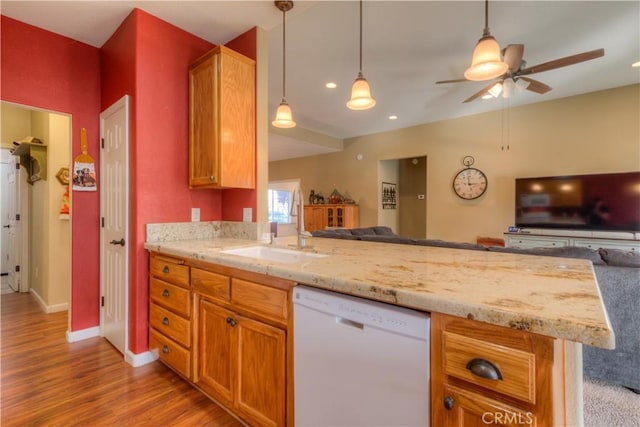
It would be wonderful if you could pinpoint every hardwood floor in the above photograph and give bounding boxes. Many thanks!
[1,292,244,426]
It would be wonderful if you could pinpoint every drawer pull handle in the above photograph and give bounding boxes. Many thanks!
[466,358,503,380]
[162,266,170,274]
[162,289,170,298]
[162,345,170,354]
[226,317,237,327]
[444,396,454,411]
[162,317,170,326]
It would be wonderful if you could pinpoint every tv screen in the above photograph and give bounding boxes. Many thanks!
[515,172,640,232]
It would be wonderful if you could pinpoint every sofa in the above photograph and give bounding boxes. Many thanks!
[311,226,640,393]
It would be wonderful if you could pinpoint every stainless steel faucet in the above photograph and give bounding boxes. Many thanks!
[291,188,307,249]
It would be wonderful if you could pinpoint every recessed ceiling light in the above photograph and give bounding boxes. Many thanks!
[325,82,337,89]
[388,115,398,120]
[632,61,640,68]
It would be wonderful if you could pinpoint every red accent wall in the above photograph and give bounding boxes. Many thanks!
[2,11,259,354]
[1,16,102,331]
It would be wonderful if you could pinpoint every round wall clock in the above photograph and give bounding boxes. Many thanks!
[452,156,488,200]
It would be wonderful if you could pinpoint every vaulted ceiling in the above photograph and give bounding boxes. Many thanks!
[3,1,638,160]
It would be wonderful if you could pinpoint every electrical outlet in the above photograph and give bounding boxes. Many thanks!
[243,208,252,222]
[191,208,200,222]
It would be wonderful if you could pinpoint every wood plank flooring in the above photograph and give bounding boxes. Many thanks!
[1,292,244,426]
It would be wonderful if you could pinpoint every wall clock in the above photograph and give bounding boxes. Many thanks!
[452,156,488,200]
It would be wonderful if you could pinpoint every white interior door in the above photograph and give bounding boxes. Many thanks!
[1,152,12,277]
[100,95,129,355]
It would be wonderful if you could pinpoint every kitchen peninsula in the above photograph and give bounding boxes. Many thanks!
[145,224,613,426]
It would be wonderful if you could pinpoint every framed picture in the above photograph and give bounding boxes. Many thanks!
[382,182,397,209]
[56,167,70,185]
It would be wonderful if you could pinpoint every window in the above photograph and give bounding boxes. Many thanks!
[268,180,299,224]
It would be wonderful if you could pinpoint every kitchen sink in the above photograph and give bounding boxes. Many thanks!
[221,246,328,264]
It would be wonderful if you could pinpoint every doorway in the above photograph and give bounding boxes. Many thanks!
[0,102,71,306]
[378,156,427,238]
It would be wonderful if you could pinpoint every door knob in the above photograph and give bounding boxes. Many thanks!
[3,225,9,229]
[109,238,125,246]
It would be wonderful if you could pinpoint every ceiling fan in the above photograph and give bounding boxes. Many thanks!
[437,44,605,103]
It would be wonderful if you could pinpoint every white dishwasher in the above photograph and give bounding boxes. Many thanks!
[293,285,430,426]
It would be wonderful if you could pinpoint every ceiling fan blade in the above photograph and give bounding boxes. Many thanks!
[519,76,552,94]
[436,78,468,84]
[463,82,499,103]
[503,44,524,72]
[518,48,604,76]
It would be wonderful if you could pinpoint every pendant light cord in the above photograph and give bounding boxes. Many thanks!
[358,0,363,72]
[282,8,287,99]
[483,0,490,37]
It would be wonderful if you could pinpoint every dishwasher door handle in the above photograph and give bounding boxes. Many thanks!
[336,317,364,330]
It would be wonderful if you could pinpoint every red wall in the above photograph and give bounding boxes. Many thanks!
[101,9,258,352]
[1,16,102,331]
[2,11,259,354]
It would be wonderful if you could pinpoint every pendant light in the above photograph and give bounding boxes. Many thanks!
[346,0,376,110]
[464,0,509,81]
[272,1,296,128]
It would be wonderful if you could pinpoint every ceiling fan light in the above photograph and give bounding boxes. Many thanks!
[488,81,503,97]
[347,73,376,110]
[514,78,529,91]
[272,100,296,128]
[464,35,509,81]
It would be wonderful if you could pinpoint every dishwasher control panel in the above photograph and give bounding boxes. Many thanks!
[294,285,429,340]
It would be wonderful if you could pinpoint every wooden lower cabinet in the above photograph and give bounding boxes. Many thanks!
[303,204,358,232]
[196,298,286,427]
[431,312,556,426]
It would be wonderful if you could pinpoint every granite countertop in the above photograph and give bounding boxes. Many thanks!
[144,235,614,349]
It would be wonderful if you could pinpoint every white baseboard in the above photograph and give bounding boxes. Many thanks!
[126,349,158,367]
[30,289,69,313]
[66,326,100,343]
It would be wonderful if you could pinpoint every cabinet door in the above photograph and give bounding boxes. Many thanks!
[189,55,220,187]
[304,206,326,232]
[197,299,236,406]
[218,48,255,189]
[440,384,536,427]
[236,316,286,427]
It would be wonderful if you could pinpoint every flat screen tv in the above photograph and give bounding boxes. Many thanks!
[515,172,640,232]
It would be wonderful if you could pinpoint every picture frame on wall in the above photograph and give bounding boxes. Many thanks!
[382,182,396,209]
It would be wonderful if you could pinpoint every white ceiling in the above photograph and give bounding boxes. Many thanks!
[2,1,639,161]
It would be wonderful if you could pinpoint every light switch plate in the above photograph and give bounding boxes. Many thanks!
[191,208,200,222]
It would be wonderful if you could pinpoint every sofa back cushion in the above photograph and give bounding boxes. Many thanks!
[598,248,640,267]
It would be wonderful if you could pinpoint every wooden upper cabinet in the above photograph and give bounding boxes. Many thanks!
[189,46,256,189]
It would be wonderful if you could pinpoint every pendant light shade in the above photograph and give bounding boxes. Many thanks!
[347,0,375,110]
[347,71,376,110]
[272,100,296,128]
[272,1,296,128]
[464,0,508,81]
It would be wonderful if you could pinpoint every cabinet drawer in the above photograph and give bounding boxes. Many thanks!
[150,304,191,348]
[232,278,288,322]
[192,268,231,303]
[443,331,536,403]
[150,329,191,379]
[150,278,191,316]
[150,257,189,288]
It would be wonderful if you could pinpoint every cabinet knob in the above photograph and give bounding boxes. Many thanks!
[226,317,237,327]
[162,289,170,298]
[162,317,170,326]
[466,358,503,380]
[444,396,454,410]
[162,266,170,274]
[162,345,170,354]
[209,175,215,182]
